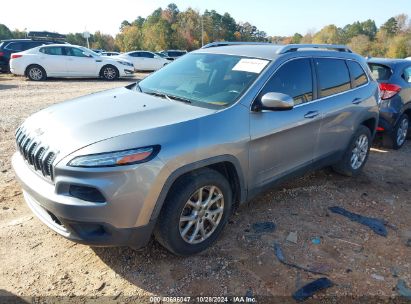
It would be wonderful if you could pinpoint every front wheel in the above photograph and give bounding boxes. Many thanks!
[100,65,119,80]
[154,168,232,256]
[332,125,371,177]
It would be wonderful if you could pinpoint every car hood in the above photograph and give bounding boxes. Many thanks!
[19,87,215,160]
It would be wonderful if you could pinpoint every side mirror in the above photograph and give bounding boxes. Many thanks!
[259,92,294,111]
[83,52,93,58]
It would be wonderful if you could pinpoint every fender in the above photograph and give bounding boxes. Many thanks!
[150,154,247,220]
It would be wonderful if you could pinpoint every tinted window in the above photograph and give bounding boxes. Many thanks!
[347,60,368,88]
[260,58,313,105]
[5,42,23,51]
[315,58,351,98]
[65,47,88,57]
[40,47,64,55]
[140,52,154,58]
[368,63,392,81]
[129,52,140,57]
[402,66,411,83]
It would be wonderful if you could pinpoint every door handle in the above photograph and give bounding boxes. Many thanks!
[352,98,363,104]
[304,111,320,119]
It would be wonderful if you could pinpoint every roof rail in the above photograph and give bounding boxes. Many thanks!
[277,44,352,54]
[202,41,272,49]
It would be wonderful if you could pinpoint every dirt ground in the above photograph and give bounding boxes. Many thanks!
[0,74,410,303]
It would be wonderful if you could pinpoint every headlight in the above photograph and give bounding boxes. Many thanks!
[68,146,160,167]
[117,60,133,67]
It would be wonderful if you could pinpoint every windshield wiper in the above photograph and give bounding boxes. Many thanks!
[145,91,191,104]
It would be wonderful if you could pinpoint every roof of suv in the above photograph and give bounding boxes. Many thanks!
[196,43,359,61]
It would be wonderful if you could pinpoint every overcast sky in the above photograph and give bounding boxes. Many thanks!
[2,0,411,37]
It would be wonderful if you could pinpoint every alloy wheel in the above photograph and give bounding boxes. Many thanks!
[103,67,116,80]
[350,134,369,170]
[29,67,43,80]
[396,118,408,146]
[179,185,224,244]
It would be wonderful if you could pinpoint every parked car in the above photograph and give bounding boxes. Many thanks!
[160,49,187,60]
[116,51,170,71]
[367,58,411,149]
[12,44,379,256]
[101,51,120,57]
[9,44,134,81]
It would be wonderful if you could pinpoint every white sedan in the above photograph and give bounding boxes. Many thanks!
[116,51,171,71]
[9,44,134,81]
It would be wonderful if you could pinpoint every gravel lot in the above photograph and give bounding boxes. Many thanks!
[0,74,410,302]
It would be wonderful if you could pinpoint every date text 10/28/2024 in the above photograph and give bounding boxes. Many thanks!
[150,296,257,303]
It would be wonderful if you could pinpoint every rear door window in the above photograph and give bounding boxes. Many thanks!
[368,63,392,81]
[347,60,368,88]
[260,58,313,105]
[40,47,64,55]
[315,58,351,98]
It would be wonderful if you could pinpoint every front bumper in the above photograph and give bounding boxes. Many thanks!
[12,152,161,248]
[120,68,134,77]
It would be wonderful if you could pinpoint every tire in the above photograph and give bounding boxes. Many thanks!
[382,114,409,150]
[332,125,372,177]
[100,65,119,80]
[154,168,232,256]
[26,65,46,81]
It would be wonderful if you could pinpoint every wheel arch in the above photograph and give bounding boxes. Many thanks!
[99,64,119,77]
[24,64,47,77]
[150,155,247,221]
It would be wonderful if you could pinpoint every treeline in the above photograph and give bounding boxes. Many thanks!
[1,4,410,58]
[273,14,411,58]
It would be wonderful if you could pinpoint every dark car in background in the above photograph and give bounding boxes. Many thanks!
[0,31,66,72]
[368,58,411,149]
[160,49,187,60]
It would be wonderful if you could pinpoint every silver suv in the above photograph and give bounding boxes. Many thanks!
[12,44,379,255]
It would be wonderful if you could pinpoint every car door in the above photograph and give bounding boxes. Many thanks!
[38,46,67,76]
[64,47,98,76]
[312,58,368,161]
[249,58,322,189]
[139,52,156,70]
[127,52,143,70]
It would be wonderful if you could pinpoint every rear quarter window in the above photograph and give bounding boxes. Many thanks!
[347,60,368,88]
[315,58,351,98]
[368,63,392,81]
[402,66,411,83]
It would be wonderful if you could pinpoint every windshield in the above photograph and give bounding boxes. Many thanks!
[138,53,269,107]
[80,47,101,57]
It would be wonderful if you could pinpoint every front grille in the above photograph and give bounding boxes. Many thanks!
[15,127,57,180]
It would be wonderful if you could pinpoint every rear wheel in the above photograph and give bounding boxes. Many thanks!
[100,65,119,80]
[332,125,371,177]
[26,65,46,81]
[154,168,232,256]
[383,114,409,150]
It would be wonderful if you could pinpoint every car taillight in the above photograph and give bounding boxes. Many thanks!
[11,54,23,59]
[379,83,401,100]
[0,52,4,57]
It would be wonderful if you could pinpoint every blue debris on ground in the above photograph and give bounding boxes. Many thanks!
[251,221,276,234]
[329,206,388,237]
[397,279,411,300]
[292,277,334,302]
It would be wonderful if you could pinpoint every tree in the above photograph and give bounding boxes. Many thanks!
[361,19,377,40]
[0,24,12,40]
[348,35,371,55]
[395,14,409,33]
[312,25,344,44]
[387,35,410,58]
[291,33,303,44]
[381,17,399,36]
[115,25,142,51]
[91,31,116,51]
